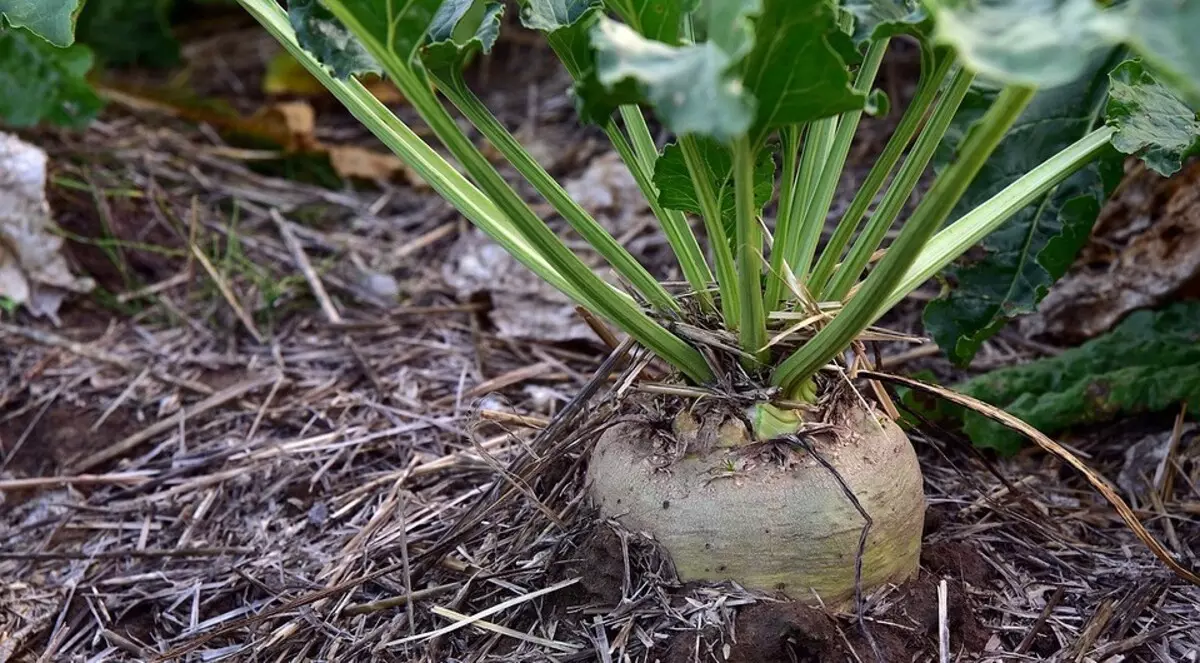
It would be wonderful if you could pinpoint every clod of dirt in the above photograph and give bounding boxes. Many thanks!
[0,133,95,322]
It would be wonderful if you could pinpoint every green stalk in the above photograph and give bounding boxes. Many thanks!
[433,71,679,313]
[772,85,1037,393]
[602,121,717,310]
[734,137,767,366]
[809,51,954,297]
[680,135,739,326]
[764,120,835,309]
[620,105,660,171]
[237,0,580,301]
[880,127,1114,312]
[824,65,976,301]
[319,1,714,383]
[775,125,803,250]
[788,38,889,293]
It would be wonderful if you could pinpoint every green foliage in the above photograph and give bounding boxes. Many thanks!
[842,0,927,44]
[924,52,1125,366]
[590,17,753,141]
[422,0,503,79]
[0,0,83,47]
[1106,59,1200,177]
[0,26,101,126]
[288,0,380,78]
[654,137,775,241]
[76,0,179,67]
[926,0,1200,105]
[949,302,1200,454]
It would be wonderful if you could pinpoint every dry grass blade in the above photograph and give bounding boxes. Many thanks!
[862,370,1200,587]
[429,606,581,653]
[391,577,580,646]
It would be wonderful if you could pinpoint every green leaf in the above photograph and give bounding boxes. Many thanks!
[522,0,595,31]
[0,26,102,127]
[519,0,639,124]
[654,137,774,243]
[422,0,504,77]
[1105,59,1200,177]
[927,0,1200,105]
[923,52,1124,366]
[953,302,1200,454]
[603,0,683,44]
[741,0,864,143]
[289,0,382,79]
[1124,0,1200,106]
[927,0,1117,89]
[842,0,927,43]
[591,16,753,141]
[76,0,179,67]
[0,0,82,47]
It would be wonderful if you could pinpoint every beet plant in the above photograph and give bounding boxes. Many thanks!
[13,0,1200,605]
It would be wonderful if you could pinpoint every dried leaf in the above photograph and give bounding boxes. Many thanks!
[0,132,94,321]
[1029,159,1200,342]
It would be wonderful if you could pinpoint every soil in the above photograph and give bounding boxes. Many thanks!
[0,401,139,478]
[562,518,995,663]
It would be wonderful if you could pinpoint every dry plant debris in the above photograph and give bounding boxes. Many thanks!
[0,133,95,322]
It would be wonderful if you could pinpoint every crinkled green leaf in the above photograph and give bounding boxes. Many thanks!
[741,0,864,144]
[694,0,758,59]
[0,26,101,127]
[842,0,927,44]
[76,0,179,67]
[0,0,82,47]
[603,0,682,44]
[591,16,753,141]
[422,0,504,79]
[289,0,382,79]
[654,138,774,243]
[927,0,1117,89]
[1105,59,1200,177]
[521,0,595,31]
[955,302,1200,454]
[519,0,639,125]
[589,0,861,143]
[927,0,1200,106]
[1125,0,1200,106]
[924,51,1124,366]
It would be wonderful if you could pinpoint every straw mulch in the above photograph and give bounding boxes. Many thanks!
[2,30,1199,663]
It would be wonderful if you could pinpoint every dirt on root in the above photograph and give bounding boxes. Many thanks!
[650,540,993,663]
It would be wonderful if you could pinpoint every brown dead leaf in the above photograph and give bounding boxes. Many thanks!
[98,84,422,186]
[1029,159,1200,341]
[0,133,95,322]
[262,51,404,104]
[248,101,423,184]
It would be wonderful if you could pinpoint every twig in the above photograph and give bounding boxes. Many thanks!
[342,583,461,616]
[186,220,266,344]
[271,209,342,323]
[1015,586,1064,654]
[430,606,581,653]
[938,579,950,663]
[0,548,253,561]
[389,577,580,646]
